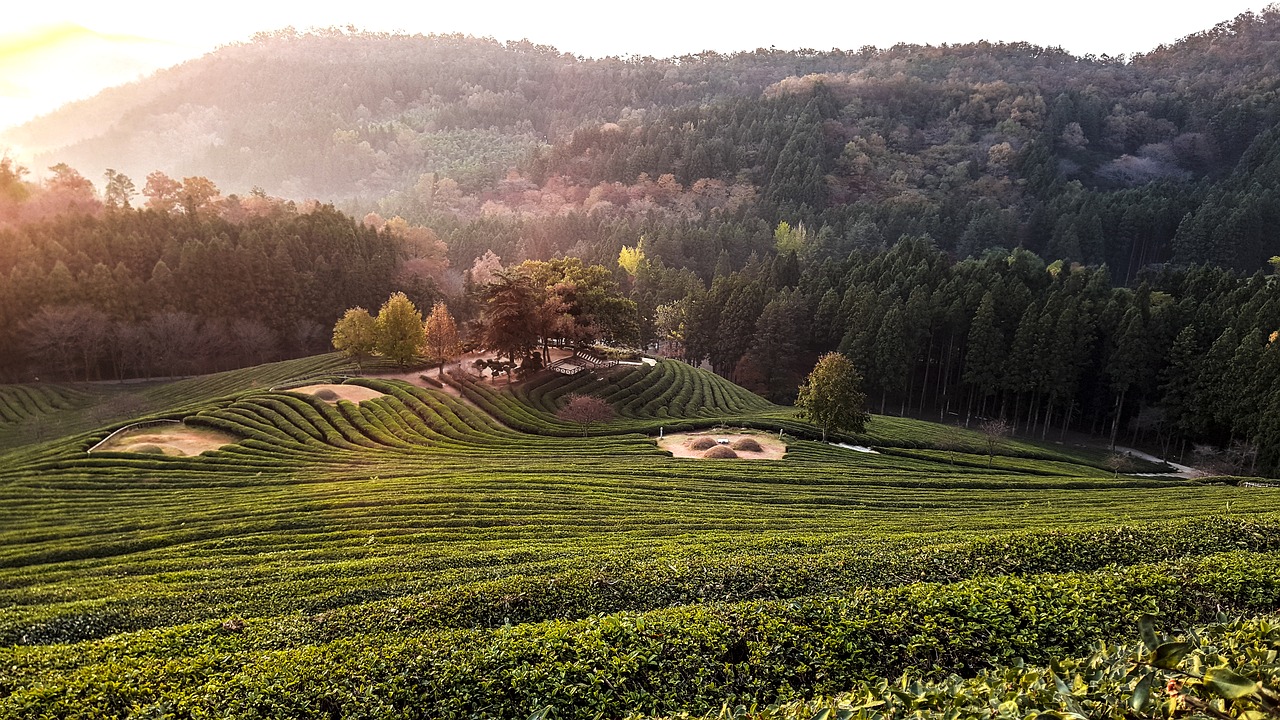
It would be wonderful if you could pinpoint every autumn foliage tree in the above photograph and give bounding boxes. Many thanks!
[423,301,462,374]
[374,292,425,366]
[795,352,869,441]
[332,307,377,369]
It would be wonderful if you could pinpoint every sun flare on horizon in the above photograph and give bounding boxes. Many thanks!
[0,23,197,134]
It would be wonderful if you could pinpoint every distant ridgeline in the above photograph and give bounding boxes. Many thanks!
[4,8,1280,276]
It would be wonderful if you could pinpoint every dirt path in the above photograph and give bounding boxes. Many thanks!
[1115,446,1207,479]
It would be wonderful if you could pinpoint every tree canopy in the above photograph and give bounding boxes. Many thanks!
[796,352,869,441]
[374,293,425,366]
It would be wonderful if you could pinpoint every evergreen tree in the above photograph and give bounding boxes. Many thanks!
[872,300,908,414]
[482,272,539,364]
[963,291,1005,417]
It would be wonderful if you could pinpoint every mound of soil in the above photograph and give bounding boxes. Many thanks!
[292,384,386,403]
[658,431,786,460]
[95,424,239,457]
[703,445,739,459]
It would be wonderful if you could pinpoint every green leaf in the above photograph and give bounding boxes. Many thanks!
[809,710,831,720]
[1203,667,1260,699]
[1139,614,1159,651]
[1149,641,1192,670]
[1130,672,1153,711]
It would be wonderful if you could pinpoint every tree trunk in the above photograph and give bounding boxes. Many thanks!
[1109,388,1127,450]
[1041,396,1055,441]
[1060,399,1075,441]
[939,334,955,420]
[919,333,934,416]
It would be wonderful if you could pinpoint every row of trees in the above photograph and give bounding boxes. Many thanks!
[333,294,461,370]
[331,256,638,375]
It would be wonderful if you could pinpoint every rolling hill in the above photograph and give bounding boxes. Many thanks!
[1,355,1278,717]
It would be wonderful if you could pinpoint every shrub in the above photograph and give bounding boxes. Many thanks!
[313,389,339,401]
[132,444,167,455]
[688,436,717,451]
[703,445,738,458]
[731,437,763,452]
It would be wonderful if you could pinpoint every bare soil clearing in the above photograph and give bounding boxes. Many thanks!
[658,430,786,460]
[292,384,387,403]
[97,425,239,456]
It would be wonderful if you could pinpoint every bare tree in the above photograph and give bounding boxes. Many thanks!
[978,418,1010,468]
[24,305,106,380]
[1104,452,1136,478]
[939,423,975,465]
[556,394,615,436]
[146,311,203,378]
[231,318,278,366]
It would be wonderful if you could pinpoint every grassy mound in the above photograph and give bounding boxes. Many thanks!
[731,437,763,452]
[703,445,739,458]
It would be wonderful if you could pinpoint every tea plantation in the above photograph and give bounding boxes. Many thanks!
[1,354,1278,719]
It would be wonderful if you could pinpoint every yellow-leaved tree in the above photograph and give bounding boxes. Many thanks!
[374,292,425,367]
[618,238,646,277]
[332,307,377,370]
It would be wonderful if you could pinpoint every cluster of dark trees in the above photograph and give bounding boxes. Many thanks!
[658,237,1280,475]
[0,194,416,381]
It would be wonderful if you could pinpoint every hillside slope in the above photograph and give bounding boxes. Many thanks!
[1,355,1279,716]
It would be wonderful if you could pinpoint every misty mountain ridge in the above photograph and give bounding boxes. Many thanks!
[3,7,1280,273]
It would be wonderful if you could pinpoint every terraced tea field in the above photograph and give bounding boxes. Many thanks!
[1,354,1277,718]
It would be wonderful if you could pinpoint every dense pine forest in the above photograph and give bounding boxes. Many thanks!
[2,7,1280,474]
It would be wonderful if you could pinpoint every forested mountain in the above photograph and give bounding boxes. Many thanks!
[5,7,1280,275]
[1,8,1280,474]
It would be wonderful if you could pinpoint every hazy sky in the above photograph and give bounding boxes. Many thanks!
[0,0,1270,133]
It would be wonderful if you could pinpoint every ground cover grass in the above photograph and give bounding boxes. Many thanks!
[0,355,1274,717]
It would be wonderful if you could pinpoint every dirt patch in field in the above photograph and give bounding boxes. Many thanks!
[658,430,786,460]
[291,384,386,403]
[97,424,239,457]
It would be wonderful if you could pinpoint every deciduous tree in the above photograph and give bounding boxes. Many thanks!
[795,352,869,441]
[556,393,615,436]
[374,293,425,366]
[423,301,462,374]
[332,307,377,368]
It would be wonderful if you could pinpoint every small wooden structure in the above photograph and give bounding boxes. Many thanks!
[548,348,617,375]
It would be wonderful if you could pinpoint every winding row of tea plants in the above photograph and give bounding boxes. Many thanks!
[0,355,1276,718]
